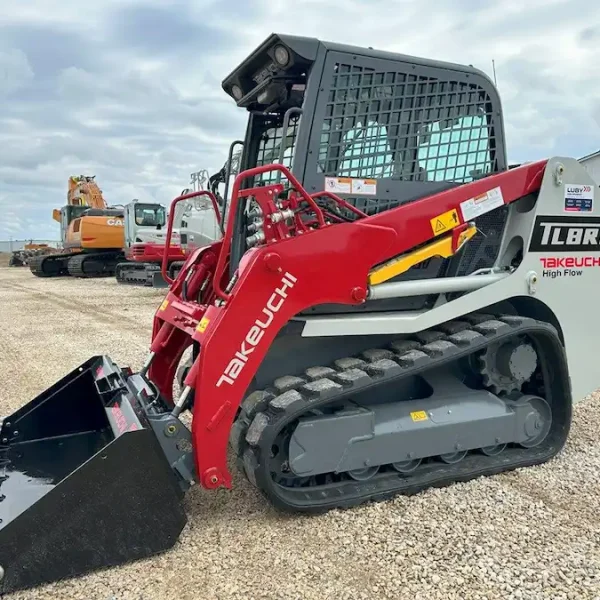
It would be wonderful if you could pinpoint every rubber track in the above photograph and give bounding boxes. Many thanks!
[67,252,123,277]
[115,262,158,286]
[230,312,571,514]
[28,253,73,277]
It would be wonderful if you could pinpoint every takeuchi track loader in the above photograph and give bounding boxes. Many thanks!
[1,34,598,593]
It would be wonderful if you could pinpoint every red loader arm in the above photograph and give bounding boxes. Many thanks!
[151,161,548,490]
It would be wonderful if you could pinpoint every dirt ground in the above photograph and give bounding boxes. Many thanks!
[1,266,599,600]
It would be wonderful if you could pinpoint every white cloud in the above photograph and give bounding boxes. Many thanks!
[0,0,599,239]
[0,49,34,97]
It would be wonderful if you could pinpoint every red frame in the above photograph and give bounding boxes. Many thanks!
[148,160,547,490]
[126,241,185,263]
[160,190,221,286]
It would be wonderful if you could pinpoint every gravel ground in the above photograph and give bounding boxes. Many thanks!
[1,267,600,600]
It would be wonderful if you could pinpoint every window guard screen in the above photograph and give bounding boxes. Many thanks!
[318,63,497,186]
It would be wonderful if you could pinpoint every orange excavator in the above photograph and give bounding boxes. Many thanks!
[29,175,126,277]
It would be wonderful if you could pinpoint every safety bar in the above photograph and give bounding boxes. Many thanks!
[162,190,221,286]
[220,139,245,235]
[212,164,327,302]
[275,107,302,184]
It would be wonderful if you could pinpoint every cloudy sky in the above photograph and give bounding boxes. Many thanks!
[1,0,599,240]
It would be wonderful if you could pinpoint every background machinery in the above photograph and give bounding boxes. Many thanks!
[0,34,595,594]
[8,242,57,267]
[114,199,187,288]
[29,175,126,278]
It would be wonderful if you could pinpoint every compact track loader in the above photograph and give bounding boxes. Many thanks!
[1,34,598,593]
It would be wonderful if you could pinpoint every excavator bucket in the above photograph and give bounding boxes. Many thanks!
[0,356,191,594]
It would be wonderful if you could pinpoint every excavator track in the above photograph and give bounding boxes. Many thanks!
[230,313,571,514]
[28,253,74,277]
[115,262,160,286]
[67,251,124,278]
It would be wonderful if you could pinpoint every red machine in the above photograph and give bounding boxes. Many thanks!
[116,241,186,287]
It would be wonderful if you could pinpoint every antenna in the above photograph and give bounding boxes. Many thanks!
[492,59,498,86]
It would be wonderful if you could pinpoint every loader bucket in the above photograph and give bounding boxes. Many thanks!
[0,356,189,594]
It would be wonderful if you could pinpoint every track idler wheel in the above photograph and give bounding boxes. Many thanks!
[392,458,421,473]
[481,444,507,456]
[348,466,379,481]
[439,450,468,464]
[515,395,552,448]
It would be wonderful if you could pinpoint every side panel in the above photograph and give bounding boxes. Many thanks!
[78,217,125,250]
[299,157,599,403]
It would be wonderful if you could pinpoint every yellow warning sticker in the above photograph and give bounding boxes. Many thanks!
[430,208,459,236]
[410,410,428,422]
[196,316,210,333]
[159,299,169,311]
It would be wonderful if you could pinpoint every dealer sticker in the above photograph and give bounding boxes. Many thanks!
[564,184,594,212]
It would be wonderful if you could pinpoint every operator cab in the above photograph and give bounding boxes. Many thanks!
[222,34,509,313]
[133,202,166,229]
[124,201,169,247]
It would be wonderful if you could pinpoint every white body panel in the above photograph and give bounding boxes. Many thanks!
[123,201,179,248]
[299,158,600,403]
[179,197,222,253]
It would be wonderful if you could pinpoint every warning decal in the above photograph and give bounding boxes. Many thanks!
[351,178,377,195]
[196,316,210,333]
[430,208,460,236]
[324,177,377,195]
[459,186,505,221]
[410,410,428,422]
[325,177,352,194]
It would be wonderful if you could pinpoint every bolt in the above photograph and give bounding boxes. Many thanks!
[364,459,371,466]
[164,424,178,437]
[210,475,219,484]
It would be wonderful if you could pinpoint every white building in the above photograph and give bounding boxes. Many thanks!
[580,149,600,184]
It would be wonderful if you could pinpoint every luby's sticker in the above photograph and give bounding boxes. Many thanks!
[564,184,594,212]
